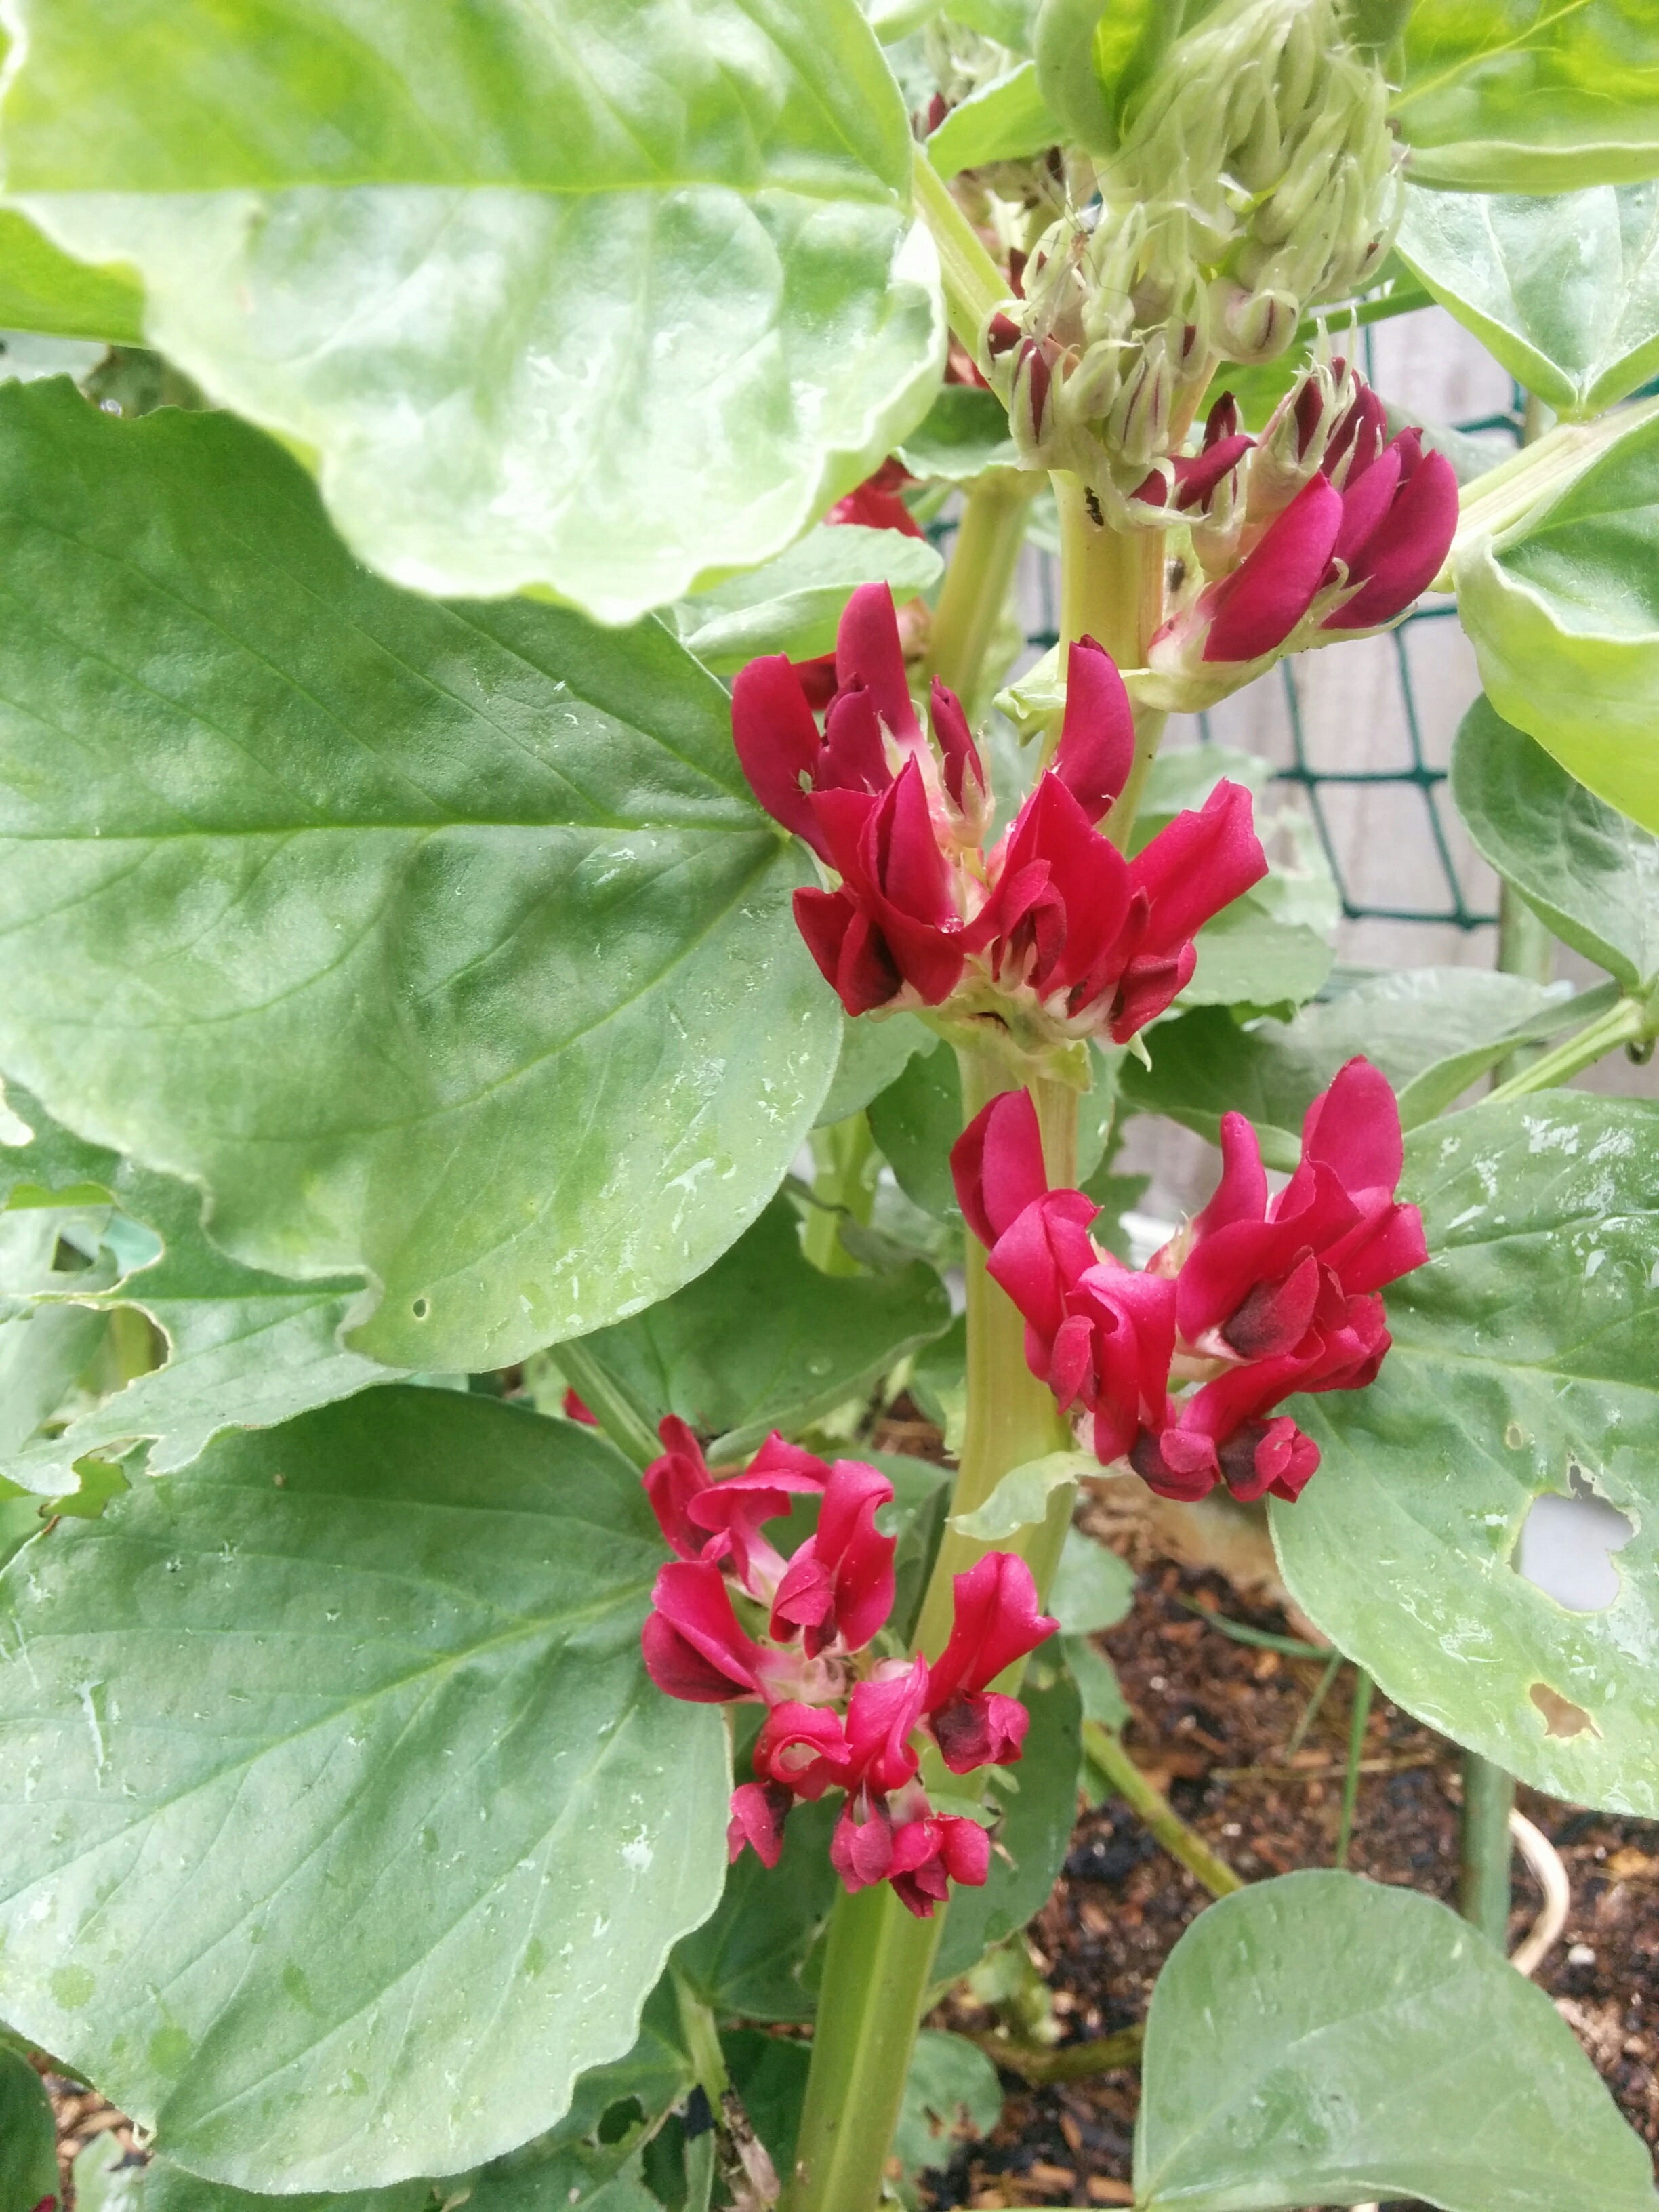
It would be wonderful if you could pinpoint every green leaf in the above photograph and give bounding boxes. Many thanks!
[1397,184,1659,418]
[562,1197,950,1462]
[0,1488,45,1571]
[892,2031,1002,2183]
[947,0,1040,51]
[1065,1633,1128,1733]
[1048,1525,1134,1635]
[933,1658,1082,1981]
[1452,695,1659,991]
[670,527,942,678]
[673,1800,839,2024]
[0,1303,108,1469]
[909,1311,967,1456]
[948,1450,1092,1541]
[1135,750,1338,1017]
[0,382,840,1374]
[815,1014,933,1130]
[0,1388,729,2192]
[1033,0,1221,157]
[1123,970,1581,1168]
[867,1042,966,1223]
[1393,2,1659,193]
[1457,403,1659,834]
[1134,1868,1656,2212]
[1272,1094,1659,1812]
[926,64,1062,180]
[0,2045,58,2212]
[0,0,944,624]
[720,2030,813,2180]
[0,1087,400,1496]
[0,207,144,343]
[894,386,1018,483]
[70,2134,141,2212]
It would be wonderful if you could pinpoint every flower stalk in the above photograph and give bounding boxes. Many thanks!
[924,468,1040,718]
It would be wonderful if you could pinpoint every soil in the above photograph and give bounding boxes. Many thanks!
[39,1475,1659,2211]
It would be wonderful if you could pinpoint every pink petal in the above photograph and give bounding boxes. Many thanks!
[1202,475,1343,663]
[951,1088,1049,1250]
[1325,449,1458,630]
[731,655,825,853]
[930,678,985,812]
[835,582,920,745]
[1126,781,1267,949]
[1052,637,1136,822]
[1300,1057,1404,1193]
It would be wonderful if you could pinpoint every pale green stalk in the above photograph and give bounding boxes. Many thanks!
[924,468,1041,717]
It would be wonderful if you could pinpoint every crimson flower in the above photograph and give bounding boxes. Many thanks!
[924,1552,1058,1774]
[771,1456,897,1656]
[1150,373,1458,672]
[643,1418,825,1601]
[1130,1057,1428,1502]
[832,1786,992,1917]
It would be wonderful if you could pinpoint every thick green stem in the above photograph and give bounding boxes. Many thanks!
[1050,474,1168,851]
[925,469,1040,714]
[1437,395,1659,584]
[909,146,1007,353]
[1082,1721,1242,1898]
[781,1873,943,2210]
[1460,1754,1517,1949]
[785,1052,1077,2212]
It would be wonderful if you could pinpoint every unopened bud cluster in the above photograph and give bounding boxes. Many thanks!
[984,0,1403,508]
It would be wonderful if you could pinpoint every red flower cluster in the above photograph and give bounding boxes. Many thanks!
[1147,365,1458,675]
[733,585,1267,1038]
[638,1418,1057,1918]
[952,1059,1427,1503]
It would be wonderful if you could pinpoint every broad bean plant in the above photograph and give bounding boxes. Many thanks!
[1,5,1659,2212]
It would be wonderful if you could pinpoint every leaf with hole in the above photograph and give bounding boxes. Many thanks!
[1134,1868,1656,2211]
[0,381,840,1375]
[1272,1094,1659,1813]
[1391,2,1659,193]
[0,0,944,623]
[0,1388,729,2192]
[1452,695,1659,992]
[559,1197,950,1462]
[1396,184,1659,418]
[1456,384,1659,836]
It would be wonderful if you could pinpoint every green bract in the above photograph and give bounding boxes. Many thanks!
[1273,1095,1659,1812]
[0,0,945,622]
[1135,1871,1655,2211]
[0,1389,729,2192]
[1454,402,1659,835]
[1397,184,1659,419]
[925,64,1062,180]
[1393,0,1659,193]
[0,381,839,1374]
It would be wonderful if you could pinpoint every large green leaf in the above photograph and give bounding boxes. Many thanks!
[0,0,944,624]
[1456,403,1659,834]
[0,2045,58,2212]
[562,1196,951,1462]
[1273,1094,1659,1812]
[669,525,942,678]
[0,1389,729,2192]
[1393,1,1659,193]
[134,1981,694,2212]
[1123,969,1572,1166]
[932,1656,1081,1982]
[0,381,839,1374]
[1452,695,1659,991]
[1397,184,1659,417]
[1134,1869,1656,2212]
